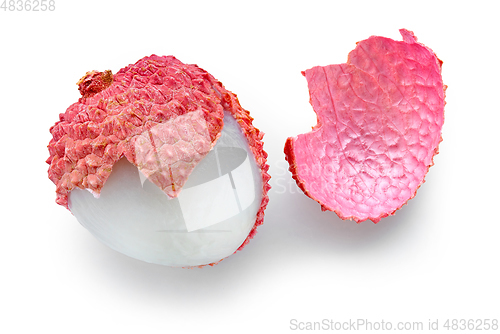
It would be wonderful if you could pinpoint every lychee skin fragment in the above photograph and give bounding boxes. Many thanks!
[285,29,446,223]
[47,55,270,266]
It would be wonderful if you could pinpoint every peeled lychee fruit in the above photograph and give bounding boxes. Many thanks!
[47,55,270,267]
[284,29,446,223]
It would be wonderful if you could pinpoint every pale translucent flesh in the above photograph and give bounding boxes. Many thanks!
[69,112,263,267]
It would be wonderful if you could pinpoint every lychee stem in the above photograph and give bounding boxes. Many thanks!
[77,70,113,98]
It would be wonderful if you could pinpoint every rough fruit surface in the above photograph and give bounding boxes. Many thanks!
[284,29,445,223]
[47,55,270,256]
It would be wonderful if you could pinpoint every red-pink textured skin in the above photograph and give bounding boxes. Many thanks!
[47,55,270,262]
[284,29,445,223]
[133,109,212,198]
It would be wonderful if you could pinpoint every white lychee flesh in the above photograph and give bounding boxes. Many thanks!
[69,112,263,267]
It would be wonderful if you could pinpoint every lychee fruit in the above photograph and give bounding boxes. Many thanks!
[47,55,270,267]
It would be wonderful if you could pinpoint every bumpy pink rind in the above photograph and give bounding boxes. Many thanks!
[284,29,446,223]
[47,55,270,263]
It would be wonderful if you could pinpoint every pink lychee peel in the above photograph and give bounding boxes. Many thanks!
[284,29,446,223]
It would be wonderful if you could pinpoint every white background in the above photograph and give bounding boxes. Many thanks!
[1,0,499,333]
